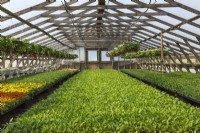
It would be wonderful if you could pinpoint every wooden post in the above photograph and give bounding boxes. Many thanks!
[85,48,88,69]
[124,58,125,69]
[160,31,164,72]
[8,54,16,68]
[163,55,171,72]
[136,59,138,69]
[9,55,13,68]
[1,53,6,68]
[111,57,114,69]
[73,59,75,69]
[27,55,30,67]
[118,56,119,70]
[16,56,23,68]
[16,55,19,68]
[98,48,101,69]
[79,48,81,70]
[22,56,25,68]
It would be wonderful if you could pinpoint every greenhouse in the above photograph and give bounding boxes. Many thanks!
[0,0,200,132]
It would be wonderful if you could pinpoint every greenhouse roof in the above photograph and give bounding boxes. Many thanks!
[0,0,200,53]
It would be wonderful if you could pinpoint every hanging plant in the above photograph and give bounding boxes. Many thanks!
[5,37,15,54]
[0,36,16,56]
[45,47,53,57]
[36,44,42,56]
[122,49,170,59]
[151,49,160,57]
[70,54,78,59]
[145,50,151,57]
[0,36,7,56]
[40,46,47,56]
[0,36,78,60]
[60,52,65,59]
[24,43,33,56]
[164,50,170,56]
[106,41,140,57]
[12,39,27,55]
[54,50,61,58]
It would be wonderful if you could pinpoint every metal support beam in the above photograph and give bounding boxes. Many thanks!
[0,5,74,49]
[32,4,177,10]
[41,12,167,18]
[0,0,9,4]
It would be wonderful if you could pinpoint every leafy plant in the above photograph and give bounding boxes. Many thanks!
[121,49,170,59]
[122,69,200,102]
[1,70,200,132]
[0,69,77,115]
[0,36,15,56]
[0,36,78,59]
[106,42,140,57]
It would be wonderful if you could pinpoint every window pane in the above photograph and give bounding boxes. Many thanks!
[88,50,97,61]
[101,51,110,61]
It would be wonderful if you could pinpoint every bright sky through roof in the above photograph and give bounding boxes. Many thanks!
[0,0,200,59]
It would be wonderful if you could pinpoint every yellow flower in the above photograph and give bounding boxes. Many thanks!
[0,82,46,93]
[0,102,5,108]
[0,84,3,89]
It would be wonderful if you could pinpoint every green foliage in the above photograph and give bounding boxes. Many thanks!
[0,69,77,115]
[1,70,200,132]
[106,42,140,57]
[0,36,78,59]
[0,36,15,56]
[121,49,170,59]
[122,69,200,102]
[3,70,75,84]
